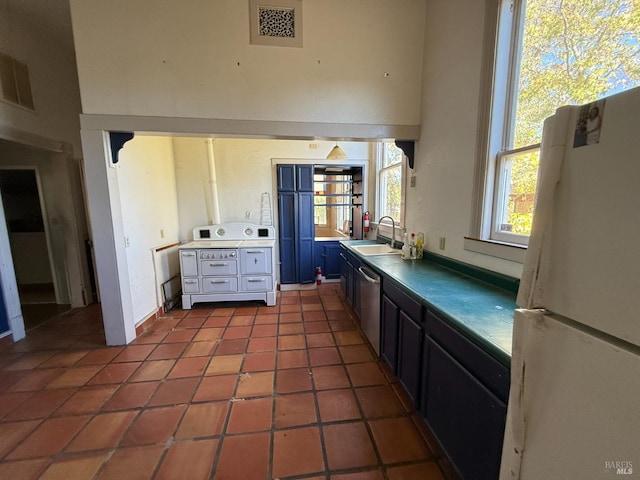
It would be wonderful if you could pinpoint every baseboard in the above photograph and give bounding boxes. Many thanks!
[135,307,162,336]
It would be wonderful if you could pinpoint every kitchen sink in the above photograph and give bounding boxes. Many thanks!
[351,244,402,256]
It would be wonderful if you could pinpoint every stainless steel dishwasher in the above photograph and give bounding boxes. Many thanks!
[358,265,381,355]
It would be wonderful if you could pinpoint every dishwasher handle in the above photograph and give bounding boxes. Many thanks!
[358,266,380,284]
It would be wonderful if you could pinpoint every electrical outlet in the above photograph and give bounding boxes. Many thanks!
[160,229,165,239]
[245,211,252,219]
[124,236,130,247]
[439,237,446,250]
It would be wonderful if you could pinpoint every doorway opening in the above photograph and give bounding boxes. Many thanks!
[0,168,71,330]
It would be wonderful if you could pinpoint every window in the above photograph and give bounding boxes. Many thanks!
[314,172,351,234]
[377,142,405,226]
[482,0,640,246]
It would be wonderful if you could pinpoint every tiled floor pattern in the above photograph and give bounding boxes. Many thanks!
[0,284,449,479]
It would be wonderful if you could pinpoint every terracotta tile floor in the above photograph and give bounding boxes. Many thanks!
[0,284,450,479]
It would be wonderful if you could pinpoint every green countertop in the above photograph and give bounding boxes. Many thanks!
[341,240,516,366]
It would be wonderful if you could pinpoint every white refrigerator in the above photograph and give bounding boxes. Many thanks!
[500,87,640,480]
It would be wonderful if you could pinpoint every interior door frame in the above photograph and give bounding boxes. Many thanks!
[0,126,75,341]
[0,165,62,304]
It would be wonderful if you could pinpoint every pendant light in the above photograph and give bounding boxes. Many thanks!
[326,142,347,160]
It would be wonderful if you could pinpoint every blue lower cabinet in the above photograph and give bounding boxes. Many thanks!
[423,338,507,480]
[380,294,399,374]
[323,242,342,279]
[315,241,342,280]
[0,275,9,335]
[397,311,423,405]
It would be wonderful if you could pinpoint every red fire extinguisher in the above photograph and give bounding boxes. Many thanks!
[316,266,322,285]
[363,211,370,233]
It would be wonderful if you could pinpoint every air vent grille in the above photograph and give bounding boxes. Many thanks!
[249,0,302,48]
[258,7,295,38]
[0,52,35,110]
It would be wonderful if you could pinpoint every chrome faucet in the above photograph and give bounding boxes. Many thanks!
[376,216,396,248]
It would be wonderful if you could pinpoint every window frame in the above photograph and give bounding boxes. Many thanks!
[376,142,406,229]
[473,0,534,248]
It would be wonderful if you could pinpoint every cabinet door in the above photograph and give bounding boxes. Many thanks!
[0,275,8,334]
[297,191,315,283]
[339,247,348,297]
[297,165,314,192]
[277,165,296,192]
[321,242,341,279]
[380,294,399,373]
[278,192,296,284]
[398,311,423,405]
[180,250,198,277]
[241,248,272,275]
[424,338,507,480]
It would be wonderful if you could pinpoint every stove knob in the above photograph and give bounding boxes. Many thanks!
[230,251,236,258]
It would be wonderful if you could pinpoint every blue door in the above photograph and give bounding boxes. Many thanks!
[297,191,315,283]
[278,191,297,284]
[277,165,316,284]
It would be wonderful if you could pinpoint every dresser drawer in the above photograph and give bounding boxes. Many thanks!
[202,277,238,293]
[182,278,200,294]
[201,260,237,276]
[241,276,273,292]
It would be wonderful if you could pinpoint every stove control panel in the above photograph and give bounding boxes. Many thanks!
[193,223,276,241]
[199,250,237,260]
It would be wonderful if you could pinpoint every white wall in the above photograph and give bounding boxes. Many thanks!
[174,137,373,241]
[0,0,91,326]
[70,0,425,127]
[9,233,52,284]
[406,0,523,278]
[118,136,180,323]
[0,0,83,155]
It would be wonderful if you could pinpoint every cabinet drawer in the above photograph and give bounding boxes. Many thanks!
[201,260,237,276]
[182,278,200,293]
[383,279,422,321]
[202,277,238,293]
[241,276,273,292]
[425,309,509,401]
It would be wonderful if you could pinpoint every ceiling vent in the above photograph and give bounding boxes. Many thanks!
[249,0,303,48]
[0,52,35,110]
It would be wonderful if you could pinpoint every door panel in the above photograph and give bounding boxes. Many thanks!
[278,192,296,284]
[297,165,314,192]
[297,191,315,283]
[277,165,296,191]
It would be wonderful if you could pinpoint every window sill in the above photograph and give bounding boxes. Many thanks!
[463,237,526,263]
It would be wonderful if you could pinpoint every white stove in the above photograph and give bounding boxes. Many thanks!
[179,223,277,308]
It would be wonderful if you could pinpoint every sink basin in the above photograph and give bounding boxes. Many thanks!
[351,244,402,256]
